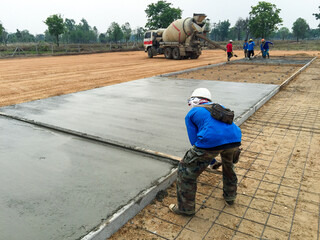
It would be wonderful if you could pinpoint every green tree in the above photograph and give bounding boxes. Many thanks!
[44,30,55,43]
[16,29,22,41]
[1,31,8,44]
[210,20,230,41]
[0,22,4,44]
[20,30,35,42]
[278,27,290,40]
[308,28,320,39]
[106,22,123,42]
[313,6,320,27]
[249,1,282,38]
[44,14,65,46]
[132,27,145,42]
[99,33,107,43]
[145,0,182,29]
[121,22,132,43]
[292,18,309,41]
[35,34,45,42]
[64,18,76,43]
[76,18,98,43]
[234,18,250,40]
[60,18,97,44]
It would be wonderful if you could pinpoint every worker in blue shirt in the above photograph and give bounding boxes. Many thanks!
[243,39,249,58]
[248,39,255,59]
[169,88,242,216]
[260,39,273,59]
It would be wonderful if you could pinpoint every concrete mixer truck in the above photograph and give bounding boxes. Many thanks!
[144,13,226,60]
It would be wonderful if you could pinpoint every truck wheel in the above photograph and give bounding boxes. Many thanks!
[147,47,153,58]
[164,48,173,59]
[172,47,181,60]
[190,53,200,59]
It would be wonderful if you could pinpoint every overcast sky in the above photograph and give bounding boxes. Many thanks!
[1,0,319,35]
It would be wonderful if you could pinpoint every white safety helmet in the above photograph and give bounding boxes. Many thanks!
[190,88,212,101]
[229,40,233,42]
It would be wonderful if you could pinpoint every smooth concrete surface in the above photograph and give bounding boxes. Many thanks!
[0,117,173,240]
[0,77,278,157]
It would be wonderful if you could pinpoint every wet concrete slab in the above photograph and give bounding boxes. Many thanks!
[0,77,278,157]
[0,117,173,240]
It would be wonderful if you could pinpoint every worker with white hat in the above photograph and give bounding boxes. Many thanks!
[226,40,234,61]
[169,88,242,216]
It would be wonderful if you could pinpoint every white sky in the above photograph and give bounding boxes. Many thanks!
[1,0,319,35]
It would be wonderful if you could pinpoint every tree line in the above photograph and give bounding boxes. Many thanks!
[0,1,319,45]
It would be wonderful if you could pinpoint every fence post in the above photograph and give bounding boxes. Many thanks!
[51,44,54,55]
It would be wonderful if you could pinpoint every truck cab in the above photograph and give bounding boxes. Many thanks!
[143,30,157,52]
[143,29,165,58]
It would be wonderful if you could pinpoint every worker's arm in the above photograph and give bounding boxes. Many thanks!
[185,110,198,146]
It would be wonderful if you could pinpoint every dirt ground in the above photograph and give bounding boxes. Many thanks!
[1,50,319,239]
[0,50,319,107]
[168,63,303,85]
[109,54,320,240]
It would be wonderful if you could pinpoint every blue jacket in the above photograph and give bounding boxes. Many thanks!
[185,103,242,148]
[248,41,255,51]
[243,42,248,50]
[261,41,273,50]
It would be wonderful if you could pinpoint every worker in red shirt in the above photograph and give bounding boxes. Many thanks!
[226,40,233,61]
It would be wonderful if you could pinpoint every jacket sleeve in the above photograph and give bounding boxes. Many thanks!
[185,110,198,146]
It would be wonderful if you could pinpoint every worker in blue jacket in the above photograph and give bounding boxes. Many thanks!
[169,88,242,216]
[248,39,255,59]
[260,39,273,59]
[243,39,249,58]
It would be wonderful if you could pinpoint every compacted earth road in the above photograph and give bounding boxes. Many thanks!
[1,49,318,107]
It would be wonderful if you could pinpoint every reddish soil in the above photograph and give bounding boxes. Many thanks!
[1,50,319,107]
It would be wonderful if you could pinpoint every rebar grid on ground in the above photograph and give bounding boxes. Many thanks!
[110,59,320,240]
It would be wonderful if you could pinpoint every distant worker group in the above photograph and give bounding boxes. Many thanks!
[242,38,273,60]
[224,38,274,62]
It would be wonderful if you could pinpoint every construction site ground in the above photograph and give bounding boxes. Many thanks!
[0,50,319,240]
[110,54,320,240]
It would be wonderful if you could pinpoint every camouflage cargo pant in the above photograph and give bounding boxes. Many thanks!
[176,145,239,214]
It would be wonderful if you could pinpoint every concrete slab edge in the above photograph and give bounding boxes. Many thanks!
[235,56,317,126]
[159,61,227,77]
[0,113,181,166]
[81,168,178,240]
[280,56,317,89]
[235,86,279,126]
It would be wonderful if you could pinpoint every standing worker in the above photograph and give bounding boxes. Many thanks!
[260,39,274,59]
[248,39,255,59]
[226,40,233,61]
[243,39,248,58]
[169,88,242,216]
